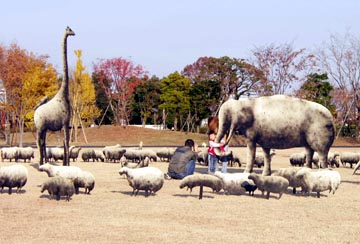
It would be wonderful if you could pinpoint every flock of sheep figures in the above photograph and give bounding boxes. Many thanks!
[0,143,358,200]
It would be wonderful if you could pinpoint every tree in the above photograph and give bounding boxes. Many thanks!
[189,79,221,132]
[131,75,161,126]
[70,50,100,142]
[159,72,190,130]
[296,73,336,115]
[182,56,264,114]
[317,32,360,139]
[251,42,316,95]
[93,58,147,126]
[0,43,58,146]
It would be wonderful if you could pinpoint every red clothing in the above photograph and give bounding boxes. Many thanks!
[208,139,223,156]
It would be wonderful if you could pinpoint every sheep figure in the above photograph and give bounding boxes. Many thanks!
[39,163,83,180]
[227,151,242,167]
[93,150,105,162]
[69,146,82,162]
[241,181,257,196]
[339,152,360,168]
[248,173,289,199]
[254,150,276,168]
[289,152,306,167]
[49,147,65,162]
[0,165,28,194]
[328,152,340,168]
[40,176,75,201]
[273,167,311,194]
[179,174,223,199]
[17,147,35,163]
[295,168,341,198]
[197,147,208,166]
[105,148,126,163]
[155,147,175,162]
[214,171,254,195]
[73,171,95,194]
[1,147,19,162]
[103,144,121,161]
[118,166,165,197]
[81,148,95,162]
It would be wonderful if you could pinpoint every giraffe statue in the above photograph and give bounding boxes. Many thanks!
[34,26,75,166]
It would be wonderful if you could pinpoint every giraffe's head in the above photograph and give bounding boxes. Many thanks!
[65,26,75,37]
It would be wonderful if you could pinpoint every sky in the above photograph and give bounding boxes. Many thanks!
[1,0,359,78]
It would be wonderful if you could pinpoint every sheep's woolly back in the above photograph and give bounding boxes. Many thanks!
[214,171,254,194]
[39,163,83,179]
[41,176,75,201]
[295,169,341,197]
[273,167,311,194]
[248,173,289,199]
[118,166,165,196]
[73,171,95,194]
[179,174,223,193]
[1,147,19,162]
[0,164,28,193]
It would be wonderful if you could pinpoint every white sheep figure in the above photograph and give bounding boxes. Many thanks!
[93,150,105,162]
[295,168,341,198]
[312,152,340,168]
[69,146,82,162]
[17,147,35,163]
[118,166,165,197]
[273,167,311,194]
[1,147,19,162]
[103,144,121,161]
[289,152,306,167]
[105,148,126,163]
[39,163,83,180]
[254,150,276,168]
[40,176,75,201]
[122,156,150,168]
[179,174,223,197]
[0,164,28,194]
[155,147,175,162]
[48,147,66,162]
[81,148,95,162]
[339,152,360,168]
[214,171,254,195]
[248,173,289,199]
[73,171,95,194]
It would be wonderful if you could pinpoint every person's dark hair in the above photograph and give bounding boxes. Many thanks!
[207,130,216,135]
[184,139,195,148]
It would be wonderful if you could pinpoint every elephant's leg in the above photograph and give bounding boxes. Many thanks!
[245,142,256,173]
[262,147,272,176]
[304,147,314,169]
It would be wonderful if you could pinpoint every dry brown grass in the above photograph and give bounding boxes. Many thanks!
[1,145,360,244]
[1,126,360,243]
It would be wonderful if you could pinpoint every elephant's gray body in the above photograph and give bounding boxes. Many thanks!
[215,95,335,175]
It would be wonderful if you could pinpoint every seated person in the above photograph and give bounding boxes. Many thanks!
[167,139,198,179]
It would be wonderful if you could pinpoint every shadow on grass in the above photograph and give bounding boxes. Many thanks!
[111,190,158,197]
[39,194,73,201]
[342,180,360,185]
[0,189,26,194]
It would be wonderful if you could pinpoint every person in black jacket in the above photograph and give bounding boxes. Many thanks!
[167,139,198,179]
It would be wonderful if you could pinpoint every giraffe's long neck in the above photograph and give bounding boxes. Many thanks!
[60,33,69,100]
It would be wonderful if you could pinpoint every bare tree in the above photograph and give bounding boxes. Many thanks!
[251,42,316,95]
[317,32,360,139]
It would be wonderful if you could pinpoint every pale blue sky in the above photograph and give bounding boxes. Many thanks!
[1,0,359,78]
